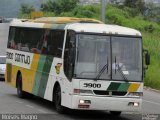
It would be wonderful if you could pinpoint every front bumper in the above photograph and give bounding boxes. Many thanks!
[71,95,142,112]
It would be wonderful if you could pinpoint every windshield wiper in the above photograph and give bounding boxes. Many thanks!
[95,57,109,80]
[117,64,129,82]
[114,57,128,82]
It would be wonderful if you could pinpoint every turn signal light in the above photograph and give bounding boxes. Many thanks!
[78,105,90,108]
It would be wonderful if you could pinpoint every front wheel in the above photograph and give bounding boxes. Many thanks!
[54,85,65,113]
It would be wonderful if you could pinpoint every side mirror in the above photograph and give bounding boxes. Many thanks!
[145,52,150,65]
[143,49,150,65]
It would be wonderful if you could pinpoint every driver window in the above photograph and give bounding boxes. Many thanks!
[64,31,75,80]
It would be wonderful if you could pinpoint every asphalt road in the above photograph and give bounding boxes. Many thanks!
[0,81,140,120]
[1,23,160,120]
[0,81,160,120]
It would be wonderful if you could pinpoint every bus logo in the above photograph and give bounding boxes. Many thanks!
[55,63,62,74]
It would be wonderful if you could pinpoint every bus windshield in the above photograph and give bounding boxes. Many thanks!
[74,34,142,81]
[74,34,111,80]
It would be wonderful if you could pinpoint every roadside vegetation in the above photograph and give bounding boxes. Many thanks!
[18,0,160,90]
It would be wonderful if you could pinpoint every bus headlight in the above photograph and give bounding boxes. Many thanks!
[128,102,140,107]
[79,100,91,104]
[127,92,143,97]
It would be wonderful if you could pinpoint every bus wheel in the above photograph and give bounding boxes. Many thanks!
[17,74,25,98]
[54,85,65,113]
[110,111,121,116]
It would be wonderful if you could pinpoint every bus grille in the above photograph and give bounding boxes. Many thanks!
[93,90,127,96]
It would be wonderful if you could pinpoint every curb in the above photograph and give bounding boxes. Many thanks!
[144,86,160,93]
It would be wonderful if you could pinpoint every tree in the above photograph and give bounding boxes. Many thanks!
[20,3,35,14]
[124,0,145,14]
[41,0,79,15]
[124,0,136,8]
[144,3,160,22]
[135,0,146,14]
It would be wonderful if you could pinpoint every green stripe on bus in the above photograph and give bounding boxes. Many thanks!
[117,83,130,91]
[107,82,121,91]
[38,56,54,98]
[32,55,46,95]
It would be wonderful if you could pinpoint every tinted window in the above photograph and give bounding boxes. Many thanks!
[8,27,43,53]
[8,27,64,58]
[47,30,64,57]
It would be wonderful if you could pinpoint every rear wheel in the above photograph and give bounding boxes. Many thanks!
[54,85,65,113]
[17,74,25,98]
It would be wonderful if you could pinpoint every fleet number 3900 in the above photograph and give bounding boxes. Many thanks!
[83,83,101,88]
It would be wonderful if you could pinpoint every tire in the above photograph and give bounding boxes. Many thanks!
[110,111,121,116]
[17,74,25,98]
[54,85,65,113]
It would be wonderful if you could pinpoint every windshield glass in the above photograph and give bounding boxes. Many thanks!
[74,34,111,80]
[73,34,142,81]
[112,37,142,81]
[0,57,6,64]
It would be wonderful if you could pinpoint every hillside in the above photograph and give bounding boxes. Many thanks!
[14,2,160,90]
[42,4,160,90]
[0,0,48,17]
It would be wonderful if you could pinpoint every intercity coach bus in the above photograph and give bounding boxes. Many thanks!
[5,17,150,115]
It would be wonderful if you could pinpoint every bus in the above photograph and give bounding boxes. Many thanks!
[5,17,150,115]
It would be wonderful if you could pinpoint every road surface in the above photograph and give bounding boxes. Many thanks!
[0,81,160,120]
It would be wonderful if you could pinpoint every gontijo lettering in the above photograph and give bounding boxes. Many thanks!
[6,52,30,65]
[15,53,30,64]
[6,52,13,59]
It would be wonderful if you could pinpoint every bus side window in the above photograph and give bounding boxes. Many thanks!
[48,30,64,57]
[40,29,50,54]
[8,27,16,49]
[19,29,28,51]
[64,31,76,81]
[13,28,21,50]
[8,27,19,49]
[30,29,44,54]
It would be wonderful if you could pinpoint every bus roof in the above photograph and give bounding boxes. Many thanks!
[10,17,141,36]
[32,17,103,24]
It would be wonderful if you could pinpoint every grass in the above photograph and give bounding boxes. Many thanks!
[143,32,160,90]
